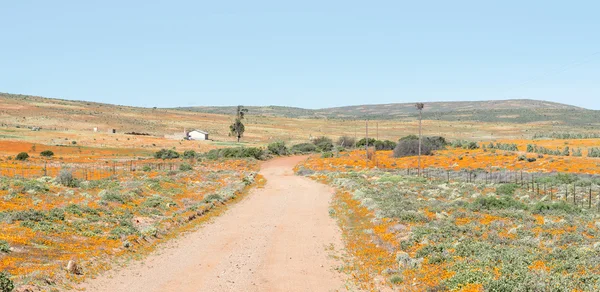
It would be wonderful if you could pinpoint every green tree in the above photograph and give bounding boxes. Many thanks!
[230,105,248,142]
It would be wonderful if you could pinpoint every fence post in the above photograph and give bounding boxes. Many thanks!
[520,171,523,187]
[589,185,592,209]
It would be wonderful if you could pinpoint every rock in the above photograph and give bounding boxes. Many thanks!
[435,212,448,220]
[66,260,83,275]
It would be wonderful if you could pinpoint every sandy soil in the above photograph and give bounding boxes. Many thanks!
[80,156,347,292]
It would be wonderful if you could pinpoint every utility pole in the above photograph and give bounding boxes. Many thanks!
[365,120,369,166]
[416,103,424,176]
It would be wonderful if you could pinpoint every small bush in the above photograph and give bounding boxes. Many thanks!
[101,191,126,204]
[268,141,289,156]
[374,140,397,150]
[527,157,537,162]
[290,143,317,154]
[312,136,332,146]
[203,194,223,203]
[206,147,266,160]
[356,138,377,148]
[0,271,14,292]
[337,136,356,148]
[40,150,54,157]
[183,150,197,159]
[471,195,527,210]
[15,152,29,161]
[496,183,519,196]
[71,141,77,145]
[393,136,447,158]
[154,149,180,159]
[390,275,403,285]
[179,163,193,171]
[142,165,152,172]
[0,240,10,253]
[533,201,579,214]
[321,151,334,158]
[56,168,78,187]
[518,155,526,161]
[312,136,334,152]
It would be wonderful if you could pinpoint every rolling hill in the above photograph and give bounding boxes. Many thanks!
[178,99,600,126]
[1,92,599,146]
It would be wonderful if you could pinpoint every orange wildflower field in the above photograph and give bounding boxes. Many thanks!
[296,139,600,291]
[0,154,261,290]
[301,139,600,175]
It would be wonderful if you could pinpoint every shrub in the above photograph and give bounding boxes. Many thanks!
[526,157,537,162]
[337,136,356,148]
[40,150,54,157]
[142,165,152,172]
[518,155,526,161]
[393,136,447,158]
[471,196,527,210]
[203,194,223,203]
[15,152,29,161]
[205,147,266,160]
[56,168,78,187]
[533,201,579,214]
[312,137,334,152]
[356,138,377,148]
[312,136,332,146]
[154,149,180,159]
[496,183,519,196]
[0,240,9,253]
[390,275,403,285]
[321,151,334,158]
[179,163,193,171]
[465,141,480,150]
[71,141,77,145]
[182,150,197,159]
[374,140,397,150]
[101,191,126,204]
[267,141,288,156]
[0,271,14,292]
[290,143,317,154]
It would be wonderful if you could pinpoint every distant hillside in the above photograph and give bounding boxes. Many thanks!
[178,99,598,125]
[2,92,599,130]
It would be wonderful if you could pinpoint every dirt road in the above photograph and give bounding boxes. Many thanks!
[81,156,346,292]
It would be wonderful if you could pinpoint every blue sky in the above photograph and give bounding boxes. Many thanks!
[1,1,599,109]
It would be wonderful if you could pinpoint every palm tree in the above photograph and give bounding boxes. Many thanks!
[415,103,424,176]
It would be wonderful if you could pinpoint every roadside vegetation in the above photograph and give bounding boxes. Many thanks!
[297,147,600,291]
[0,155,261,290]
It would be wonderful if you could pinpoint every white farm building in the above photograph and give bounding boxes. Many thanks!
[187,130,209,141]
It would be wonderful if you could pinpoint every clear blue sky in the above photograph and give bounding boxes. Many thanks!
[1,1,599,109]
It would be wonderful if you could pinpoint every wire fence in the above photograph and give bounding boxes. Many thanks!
[0,159,193,181]
[387,166,600,211]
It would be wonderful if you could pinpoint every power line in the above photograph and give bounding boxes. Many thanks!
[503,50,600,97]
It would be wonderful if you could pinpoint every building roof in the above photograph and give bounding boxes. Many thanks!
[189,129,209,135]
